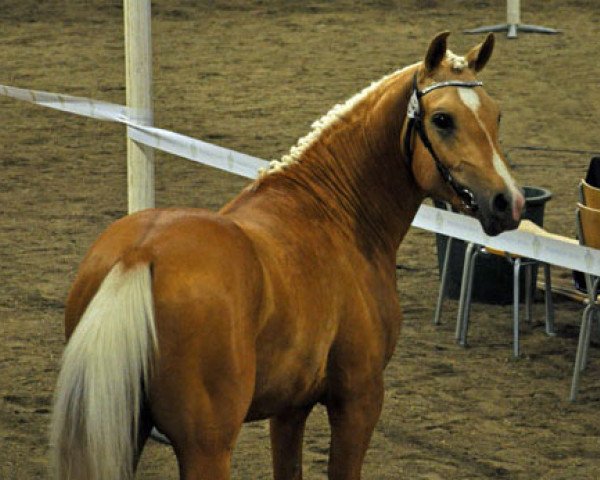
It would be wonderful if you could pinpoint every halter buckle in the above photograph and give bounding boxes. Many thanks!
[406,90,420,120]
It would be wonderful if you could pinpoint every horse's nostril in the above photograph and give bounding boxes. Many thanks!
[492,192,509,213]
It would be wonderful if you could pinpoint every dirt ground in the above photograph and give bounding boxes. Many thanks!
[1,0,600,478]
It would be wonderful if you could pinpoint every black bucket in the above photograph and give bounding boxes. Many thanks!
[435,186,552,305]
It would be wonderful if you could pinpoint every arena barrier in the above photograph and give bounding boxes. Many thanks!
[2,83,599,276]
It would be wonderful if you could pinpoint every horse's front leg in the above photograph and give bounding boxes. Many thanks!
[325,371,384,480]
[270,405,314,480]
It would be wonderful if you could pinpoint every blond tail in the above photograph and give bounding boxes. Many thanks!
[50,262,158,480]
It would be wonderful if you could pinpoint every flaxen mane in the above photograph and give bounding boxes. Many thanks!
[262,50,468,177]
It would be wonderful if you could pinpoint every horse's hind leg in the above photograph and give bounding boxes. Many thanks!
[176,444,234,479]
[325,375,384,480]
[270,405,314,480]
[150,366,253,480]
[148,315,256,479]
[133,406,154,473]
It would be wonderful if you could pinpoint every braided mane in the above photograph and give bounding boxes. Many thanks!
[260,62,420,177]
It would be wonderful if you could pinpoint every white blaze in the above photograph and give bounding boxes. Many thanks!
[457,87,480,113]
[457,87,524,219]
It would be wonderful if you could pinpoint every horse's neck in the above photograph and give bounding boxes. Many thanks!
[225,69,424,259]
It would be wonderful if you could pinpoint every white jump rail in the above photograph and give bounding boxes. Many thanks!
[2,83,600,276]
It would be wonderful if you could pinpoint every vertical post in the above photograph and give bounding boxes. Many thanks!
[506,0,521,38]
[124,0,154,213]
[464,0,559,38]
[507,0,521,25]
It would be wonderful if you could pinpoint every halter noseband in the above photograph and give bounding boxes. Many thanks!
[403,73,483,212]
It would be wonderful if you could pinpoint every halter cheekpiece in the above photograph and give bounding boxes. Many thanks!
[404,73,483,212]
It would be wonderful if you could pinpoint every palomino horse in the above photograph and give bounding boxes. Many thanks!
[51,31,525,479]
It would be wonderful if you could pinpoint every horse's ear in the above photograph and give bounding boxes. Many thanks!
[466,33,495,72]
[424,31,450,74]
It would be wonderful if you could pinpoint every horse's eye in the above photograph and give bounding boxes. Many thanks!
[498,114,502,125]
[431,112,454,131]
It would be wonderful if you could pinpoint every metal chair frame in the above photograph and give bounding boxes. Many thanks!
[570,204,600,401]
[433,201,555,358]
[453,243,555,358]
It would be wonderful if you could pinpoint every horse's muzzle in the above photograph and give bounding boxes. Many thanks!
[476,189,524,236]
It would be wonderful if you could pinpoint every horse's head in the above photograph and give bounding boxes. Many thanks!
[404,31,524,236]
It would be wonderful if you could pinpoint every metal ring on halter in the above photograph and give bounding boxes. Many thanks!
[403,72,483,213]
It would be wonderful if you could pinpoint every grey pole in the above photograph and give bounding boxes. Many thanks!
[464,0,560,39]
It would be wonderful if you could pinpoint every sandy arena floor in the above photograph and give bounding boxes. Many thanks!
[1,1,600,478]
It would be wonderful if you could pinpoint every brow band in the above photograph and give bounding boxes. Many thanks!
[419,80,483,97]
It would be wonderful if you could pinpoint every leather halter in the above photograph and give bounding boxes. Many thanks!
[403,73,483,212]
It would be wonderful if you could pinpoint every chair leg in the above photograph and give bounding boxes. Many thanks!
[580,282,599,371]
[459,248,480,347]
[543,263,556,336]
[580,308,595,372]
[570,304,594,401]
[524,263,533,324]
[456,242,476,341]
[433,237,453,325]
[513,258,522,358]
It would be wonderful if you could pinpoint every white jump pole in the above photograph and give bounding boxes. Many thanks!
[464,0,559,39]
[124,0,154,213]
